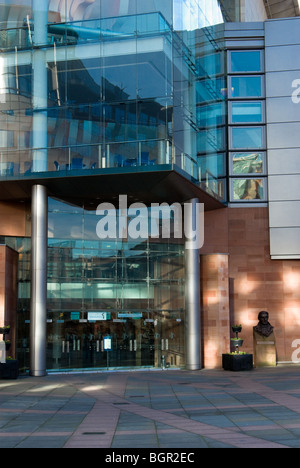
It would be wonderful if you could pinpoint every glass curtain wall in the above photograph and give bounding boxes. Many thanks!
[0,0,231,373]
[45,198,185,371]
[2,196,185,373]
[194,24,227,201]
[0,0,229,182]
[171,1,227,201]
[218,0,241,21]
[0,0,204,180]
[227,49,267,202]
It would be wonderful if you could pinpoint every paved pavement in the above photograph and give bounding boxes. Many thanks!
[1,366,300,448]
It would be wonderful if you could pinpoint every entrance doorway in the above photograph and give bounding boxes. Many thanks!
[46,311,184,371]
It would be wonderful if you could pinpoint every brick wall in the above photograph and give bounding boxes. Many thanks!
[201,207,300,366]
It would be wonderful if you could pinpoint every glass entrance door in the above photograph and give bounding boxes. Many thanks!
[46,310,185,371]
[46,313,155,371]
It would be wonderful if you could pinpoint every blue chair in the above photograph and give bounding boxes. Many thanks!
[124,158,137,167]
[141,152,149,165]
[54,161,60,171]
[7,162,14,175]
[71,158,83,170]
[115,154,124,167]
[140,152,155,166]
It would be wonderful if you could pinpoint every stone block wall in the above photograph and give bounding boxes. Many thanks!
[201,207,300,366]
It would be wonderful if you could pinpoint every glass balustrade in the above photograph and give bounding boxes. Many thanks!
[0,138,200,181]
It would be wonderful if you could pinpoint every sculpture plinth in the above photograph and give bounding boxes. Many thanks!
[253,311,276,367]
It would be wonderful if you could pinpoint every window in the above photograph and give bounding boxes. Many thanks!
[230,102,264,124]
[230,76,263,98]
[197,127,226,153]
[230,152,265,175]
[228,49,266,204]
[231,127,264,149]
[230,51,263,73]
[0,130,14,147]
[198,152,226,180]
[196,77,226,102]
[196,52,223,77]
[197,102,226,127]
[231,178,266,201]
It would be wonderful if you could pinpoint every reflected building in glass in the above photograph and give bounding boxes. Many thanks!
[0,0,300,374]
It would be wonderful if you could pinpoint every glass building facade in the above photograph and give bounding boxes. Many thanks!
[0,0,247,374]
[1,206,186,372]
[227,49,267,202]
[0,0,225,182]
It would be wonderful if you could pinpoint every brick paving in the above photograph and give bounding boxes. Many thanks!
[1,366,300,448]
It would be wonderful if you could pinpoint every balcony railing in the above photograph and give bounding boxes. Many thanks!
[0,138,198,182]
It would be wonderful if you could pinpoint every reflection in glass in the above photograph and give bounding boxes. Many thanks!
[197,127,226,153]
[233,178,264,200]
[232,127,263,149]
[173,0,223,30]
[197,102,226,127]
[231,102,263,123]
[0,5,200,180]
[196,77,226,103]
[197,152,225,200]
[41,195,186,371]
[196,52,222,77]
[232,152,264,175]
[231,76,262,98]
[198,153,225,179]
[230,51,262,73]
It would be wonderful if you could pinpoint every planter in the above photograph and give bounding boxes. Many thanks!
[0,360,19,379]
[0,327,10,336]
[222,354,253,372]
[232,326,242,334]
[231,339,244,348]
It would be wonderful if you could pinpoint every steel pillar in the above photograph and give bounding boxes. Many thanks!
[30,185,48,376]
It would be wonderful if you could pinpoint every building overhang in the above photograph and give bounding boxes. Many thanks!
[0,166,225,211]
[265,0,300,18]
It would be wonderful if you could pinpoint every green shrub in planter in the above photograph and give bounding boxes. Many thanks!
[230,338,244,348]
[232,325,242,333]
[0,326,10,336]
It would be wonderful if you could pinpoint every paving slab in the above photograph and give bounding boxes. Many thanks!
[1,367,300,448]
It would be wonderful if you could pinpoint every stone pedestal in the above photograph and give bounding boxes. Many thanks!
[253,330,277,367]
[0,341,5,364]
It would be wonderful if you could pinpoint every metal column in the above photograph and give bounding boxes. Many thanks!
[185,198,201,370]
[30,185,48,376]
[32,0,48,172]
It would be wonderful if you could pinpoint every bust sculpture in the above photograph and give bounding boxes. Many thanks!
[253,311,276,367]
[253,311,274,338]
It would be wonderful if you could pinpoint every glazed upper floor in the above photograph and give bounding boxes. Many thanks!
[2,0,298,41]
[0,1,228,195]
[0,0,225,46]
[0,1,298,206]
